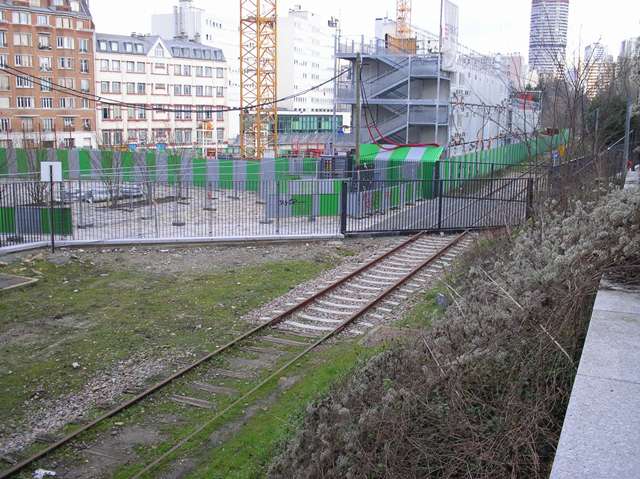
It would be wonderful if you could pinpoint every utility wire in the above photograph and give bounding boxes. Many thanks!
[0,64,349,114]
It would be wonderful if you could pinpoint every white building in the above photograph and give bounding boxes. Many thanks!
[151,0,240,142]
[94,33,228,149]
[528,0,570,78]
[277,5,338,114]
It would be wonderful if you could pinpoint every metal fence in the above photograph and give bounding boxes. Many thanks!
[0,150,630,249]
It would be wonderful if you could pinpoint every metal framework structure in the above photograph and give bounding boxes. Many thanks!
[240,0,278,160]
[396,0,412,39]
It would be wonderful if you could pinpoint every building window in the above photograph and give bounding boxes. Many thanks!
[76,20,86,30]
[81,98,90,109]
[15,54,33,67]
[36,15,49,26]
[56,36,74,49]
[111,60,120,72]
[216,128,225,142]
[0,75,8,91]
[0,118,10,132]
[16,76,33,88]
[126,82,135,94]
[183,85,191,96]
[58,57,73,69]
[100,81,109,94]
[0,31,6,48]
[55,17,72,29]
[216,67,224,79]
[98,40,108,51]
[16,96,34,108]
[216,110,224,121]
[205,67,213,77]
[79,39,89,53]
[183,65,191,76]
[205,86,213,97]
[21,118,34,132]
[100,59,109,71]
[111,81,121,94]
[37,33,50,49]
[42,118,54,132]
[136,62,145,73]
[41,77,52,92]
[155,45,164,57]
[58,77,74,89]
[80,59,89,73]
[195,85,204,97]
[13,32,32,47]
[82,118,91,131]
[63,117,75,129]
[39,57,52,72]
[173,84,182,96]
[124,42,133,53]
[216,86,224,98]
[135,44,144,54]
[125,61,134,73]
[136,83,145,95]
[63,137,75,148]
[0,54,6,67]
[41,97,53,108]
[195,66,203,77]
[60,97,75,108]
[12,12,30,25]
[109,41,118,52]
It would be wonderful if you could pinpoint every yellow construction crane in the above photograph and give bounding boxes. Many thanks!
[396,0,412,39]
[240,0,278,160]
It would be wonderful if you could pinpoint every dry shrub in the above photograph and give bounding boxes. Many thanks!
[269,187,640,479]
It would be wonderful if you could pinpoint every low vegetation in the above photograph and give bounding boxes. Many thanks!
[269,186,640,478]
[0,254,333,443]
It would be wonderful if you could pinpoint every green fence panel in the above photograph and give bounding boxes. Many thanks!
[0,149,7,175]
[167,155,180,185]
[40,207,73,235]
[79,150,92,178]
[100,150,113,172]
[219,159,234,189]
[121,151,134,182]
[192,157,207,188]
[292,194,313,217]
[56,150,69,179]
[303,157,317,176]
[246,161,261,192]
[16,150,29,174]
[0,207,15,233]
[319,193,340,216]
[275,157,289,181]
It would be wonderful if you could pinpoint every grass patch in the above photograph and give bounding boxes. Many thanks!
[395,288,447,329]
[0,256,334,429]
[181,341,377,479]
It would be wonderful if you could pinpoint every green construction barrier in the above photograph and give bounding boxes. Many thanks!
[0,207,15,233]
[0,149,7,175]
[40,207,73,235]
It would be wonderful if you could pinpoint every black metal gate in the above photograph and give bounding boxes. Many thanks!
[341,175,534,236]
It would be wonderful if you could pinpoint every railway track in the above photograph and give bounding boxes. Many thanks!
[1,231,473,479]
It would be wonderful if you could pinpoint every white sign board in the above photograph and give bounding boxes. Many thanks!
[41,162,63,182]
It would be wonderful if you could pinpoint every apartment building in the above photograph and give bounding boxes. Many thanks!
[94,33,228,149]
[0,0,96,148]
[151,0,240,142]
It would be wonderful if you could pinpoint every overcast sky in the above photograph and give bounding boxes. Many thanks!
[92,0,640,62]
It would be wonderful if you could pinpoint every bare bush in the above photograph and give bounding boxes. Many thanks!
[269,186,640,479]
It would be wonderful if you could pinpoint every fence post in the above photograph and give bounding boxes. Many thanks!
[435,161,443,230]
[526,177,534,220]
[49,165,55,253]
[340,180,348,236]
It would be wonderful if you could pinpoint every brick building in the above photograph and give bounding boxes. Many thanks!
[0,0,96,148]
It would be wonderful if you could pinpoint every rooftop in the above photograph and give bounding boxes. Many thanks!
[95,33,225,62]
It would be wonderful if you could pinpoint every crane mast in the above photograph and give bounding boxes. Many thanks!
[240,0,278,160]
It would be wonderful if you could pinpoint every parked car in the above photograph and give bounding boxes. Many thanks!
[60,184,144,203]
